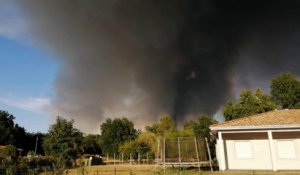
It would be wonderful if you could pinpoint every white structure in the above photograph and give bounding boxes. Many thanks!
[210,109,300,171]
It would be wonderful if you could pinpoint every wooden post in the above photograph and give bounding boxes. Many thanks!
[178,137,181,163]
[34,137,38,156]
[147,152,149,165]
[107,153,109,164]
[194,137,201,172]
[130,153,132,165]
[177,137,181,171]
[205,137,213,172]
[158,138,162,165]
[163,138,166,174]
[114,153,116,165]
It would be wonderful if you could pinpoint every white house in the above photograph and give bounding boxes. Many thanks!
[210,109,300,171]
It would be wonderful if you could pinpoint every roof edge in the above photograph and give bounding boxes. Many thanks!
[210,124,300,131]
[210,109,300,128]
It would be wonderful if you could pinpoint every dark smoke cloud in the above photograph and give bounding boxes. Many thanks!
[15,0,300,132]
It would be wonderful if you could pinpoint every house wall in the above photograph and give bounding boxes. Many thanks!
[218,131,300,171]
[225,139,273,170]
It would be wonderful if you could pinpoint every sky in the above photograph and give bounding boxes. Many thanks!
[0,1,300,133]
[0,1,59,133]
[0,36,59,133]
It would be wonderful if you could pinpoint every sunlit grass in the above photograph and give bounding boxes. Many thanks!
[40,165,300,175]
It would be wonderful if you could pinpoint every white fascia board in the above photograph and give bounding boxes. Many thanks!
[210,125,300,132]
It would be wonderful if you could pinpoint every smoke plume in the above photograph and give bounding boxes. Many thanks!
[14,0,300,132]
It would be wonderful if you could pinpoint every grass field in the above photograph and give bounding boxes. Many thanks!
[40,165,300,175]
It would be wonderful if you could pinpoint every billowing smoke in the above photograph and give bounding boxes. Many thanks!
[13,0,300,132]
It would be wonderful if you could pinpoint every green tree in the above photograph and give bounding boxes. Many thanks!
[271,72,300,109]
[145,115,177,138]
[20,132,46,156]
[0,110,16,145]
[82,134,102,155]
[183,115,216,138]
[13,124,27,154]
[100,118,137,154]
[0,110,46,156]
[43,116,83,173]
[184,115,217,158]
[223,89,276,121]
[136,131,157,154]
[118,131,158,161]
[118,140,137,158]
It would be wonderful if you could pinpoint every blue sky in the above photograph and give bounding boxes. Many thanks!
[0,36,59,133]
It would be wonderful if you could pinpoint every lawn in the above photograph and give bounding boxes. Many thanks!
[41,165,300,175]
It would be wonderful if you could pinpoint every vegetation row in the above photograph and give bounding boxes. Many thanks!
[0,72,299,174]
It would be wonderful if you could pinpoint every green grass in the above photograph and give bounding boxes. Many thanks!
[41,165,300,175]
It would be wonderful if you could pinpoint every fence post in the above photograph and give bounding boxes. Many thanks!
[163,137,166,174]
[114,153,116,165]
[147,152,149,165]
[205,137,213,172]
[178,137,181,170]
[35,137,38,156]
[107,153,109,164]
[194,137,201,172]
[157,138,161,165]
[130,153,132,165]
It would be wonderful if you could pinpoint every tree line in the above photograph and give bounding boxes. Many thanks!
[0,112,216,172]
[0,72,298,172]
[224,72,300,120]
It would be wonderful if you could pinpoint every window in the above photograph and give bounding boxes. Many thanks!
[235,141,252,159]
[277,140,296,158]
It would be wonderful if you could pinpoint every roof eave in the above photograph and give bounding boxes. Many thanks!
[210,124,300,132]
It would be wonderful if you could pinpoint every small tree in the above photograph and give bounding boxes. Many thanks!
[271,72,300,109]
[43,116,83,173]
[136,132,157,154]
[145,115,177,138]
[183,115,216,139]
[100,118,137,155]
